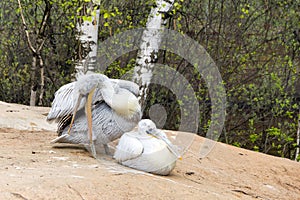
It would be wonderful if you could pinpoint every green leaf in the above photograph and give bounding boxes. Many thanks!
[103,12,110,19]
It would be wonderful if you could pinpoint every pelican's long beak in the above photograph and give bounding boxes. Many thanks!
[148,129,182,160]
[86,87,96,145]
[85,86,97,158]
[67,94,83,135]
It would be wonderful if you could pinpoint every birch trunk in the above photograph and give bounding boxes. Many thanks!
[38,56,45,105]
[133,0,174,105]
[75,2,100,74]
[29,55,38,106]
[295,109,300,161]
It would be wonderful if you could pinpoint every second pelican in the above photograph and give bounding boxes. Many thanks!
[114,119,181,175]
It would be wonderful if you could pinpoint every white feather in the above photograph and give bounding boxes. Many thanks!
[114,132,144,162]
[46,82,83,122]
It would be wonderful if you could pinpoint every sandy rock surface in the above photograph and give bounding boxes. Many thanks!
[0,101,299,200]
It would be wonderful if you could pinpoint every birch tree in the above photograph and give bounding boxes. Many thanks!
[296,110,300,161]
[133,0,174,105]
[75,0,100,73]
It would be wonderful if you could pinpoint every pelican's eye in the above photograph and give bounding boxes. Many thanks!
[146,128,154,135]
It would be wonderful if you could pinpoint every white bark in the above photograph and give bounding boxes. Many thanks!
[75,6,100,74]
[30,90,37,106]
[133,0,174,104]
[295,109,300,161]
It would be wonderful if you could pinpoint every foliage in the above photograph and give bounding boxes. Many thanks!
[0,0,299,159]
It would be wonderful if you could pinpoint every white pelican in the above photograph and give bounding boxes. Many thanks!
[47,72,142,158]
[114,119,181,175]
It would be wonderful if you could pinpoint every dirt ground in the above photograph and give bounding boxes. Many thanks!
[0,101,299,200]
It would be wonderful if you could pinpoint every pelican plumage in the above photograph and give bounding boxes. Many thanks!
[47,72,142,157]
[114,119,181,175]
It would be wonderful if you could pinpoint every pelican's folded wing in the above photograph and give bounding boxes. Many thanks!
[47,76,108,123]
[47,82,77,122]
[113,133,143,162]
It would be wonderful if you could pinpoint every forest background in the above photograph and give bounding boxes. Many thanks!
[0,0,299,160]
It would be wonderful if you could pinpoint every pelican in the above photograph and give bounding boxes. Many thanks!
[114,119,181,175]
[47,72,142,158]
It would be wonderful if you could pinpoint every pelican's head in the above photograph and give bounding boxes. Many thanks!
[75,73,110,95]
[138,119,182,159]
[138,119,157,135]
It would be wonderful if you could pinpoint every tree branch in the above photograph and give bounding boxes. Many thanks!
[17,0,36,54]
[37,0,52,52]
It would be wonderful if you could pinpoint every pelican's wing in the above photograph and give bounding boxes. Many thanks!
[47,76,111,123]
[113,133,143,162]
[47,82,77,122]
